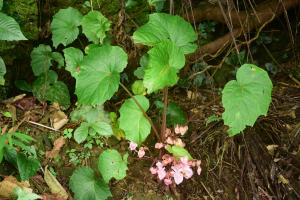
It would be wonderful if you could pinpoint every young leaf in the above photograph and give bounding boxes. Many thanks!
[222,64,273,136]
[17,153,40,181]
[0,56,6,85]
[63,47,83,78]
[98,149,128,183]
[51,7,83,47]
[75,45,128,105]
[132,13,197,54]
[119,95,151,144]
[131,80,146,95]
[0,12,27,41]
[81,11,111,44]
[165,145,193,160]
[30,45,53,76]
[70,167,112,200]
[74,122,90,143]
[13,187,41,200]
[143,41,185,93]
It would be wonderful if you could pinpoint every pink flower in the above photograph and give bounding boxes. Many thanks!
[129,141,137,151]
[138,147,145,158]
[166,137,174,145]
[175,124,188,135]
[197,166,202,175]
[155,143,164,149]
[156,161,166,180]
[171,166,184,184]
[164,178,173,185]
[174,138,185,147]
[165,128,171,137]
[150,167,157,175]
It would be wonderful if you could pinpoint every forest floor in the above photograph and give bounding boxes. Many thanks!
[0,56,299,200]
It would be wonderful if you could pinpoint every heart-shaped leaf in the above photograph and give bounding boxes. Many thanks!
[132,13,197,54]
[75,45,128,105]
[0,12,27,41]
[222,64,273,136]
[51,7,83,48]
[70,167,112,200]
[81,11,111,44]
[143,41,185,93]
[98,149,128,183]
[119,95,151,144]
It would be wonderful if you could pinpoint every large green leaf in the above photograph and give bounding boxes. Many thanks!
[70,167,112,200]
[32,70,70,109]
[119,95,151,144]
[16,153,40,181]
[75,45,128,105]
[74,122,89,144]
[0,12,27,41]
[132,13,197,54]
[81,11,111,44]
[222,64,273,136]
[71,104,109,123]
[0,56,6,85]
[51,7,83,47]
[63,47,83,78]
[143,41,185,93]
[98,149,128,183]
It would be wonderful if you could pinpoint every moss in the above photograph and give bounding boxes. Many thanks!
[5,0,39,40]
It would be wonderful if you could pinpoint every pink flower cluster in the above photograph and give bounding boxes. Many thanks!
[150,155,201,185]
[129,141,146,158]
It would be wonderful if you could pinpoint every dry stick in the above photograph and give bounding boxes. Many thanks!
[119,82,160,140]
[27,120,59,132]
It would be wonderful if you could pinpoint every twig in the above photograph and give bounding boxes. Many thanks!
[200,181,215,200]
[119,82,160,140]
[27,120,59,132]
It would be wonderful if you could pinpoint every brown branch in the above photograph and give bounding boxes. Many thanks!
[188,0,300,62]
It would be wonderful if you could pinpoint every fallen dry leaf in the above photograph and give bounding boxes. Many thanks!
[46,137,66,159]
[0,176,31,198]
[50,110,69,130]
[44,166,68,200]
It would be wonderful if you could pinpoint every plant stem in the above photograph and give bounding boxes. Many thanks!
[119,82,160,140]
[161,88,168,141]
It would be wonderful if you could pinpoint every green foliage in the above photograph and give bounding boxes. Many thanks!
[13,187,41,200]
[63,47,84,78]
[15,80,33,92]
[70,167,112,200]
[222,64,273,136]
[81,11,111,44]
[131,80,146,95]
[119,95,151,144]
[75,45,128,105]
[98,149,128,183]
[165,145,193,160]
[74,121,113,144]
[0,56,5,85]
[143,41,185,93]
[71,104,109,123]
[32,70,70,109]
[133,13,197,54]
[0,12,27,41]
[17,153,40,181]
[51,7,83,47]
[30,44,64,76]
[0,0,2,10]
